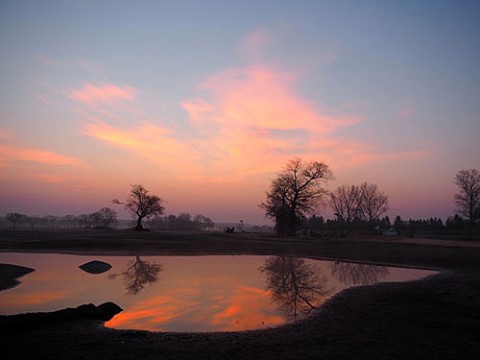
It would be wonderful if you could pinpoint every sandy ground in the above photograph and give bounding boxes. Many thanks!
[1,229,479,359]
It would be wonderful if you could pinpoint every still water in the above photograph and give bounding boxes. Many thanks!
[0,253,436,332]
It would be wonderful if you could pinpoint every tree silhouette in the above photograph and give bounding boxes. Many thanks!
[330,262,389,286]
[114,184,164,231]
[5,212,28,228]
[454,169,480,227]
[357,182,389,222]
[261,158,333,236]
[110,256,162,295]
[329,185,361,223]
[260,256,330,319]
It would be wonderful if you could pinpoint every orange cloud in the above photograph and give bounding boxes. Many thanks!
[210,285,284,331]
[69,83,137,104]
[82,120,205,177]
[106,297,182,330]
[105,283,285,332]
[0,144,88,167]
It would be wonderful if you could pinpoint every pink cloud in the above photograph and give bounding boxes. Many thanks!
[69,83,137,105]
[79,65,426,188]
[181,66,358,176]
[0,144,88,167]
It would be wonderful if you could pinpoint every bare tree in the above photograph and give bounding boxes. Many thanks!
[330,262,389,285]
[260,256,330,319]
[110,256,162,295]
[329,185,361,224]
[96,207,118,228]
[454,169,480,226]
[261,158,333,235]
[114,185,164,231]
[357,182,389,222]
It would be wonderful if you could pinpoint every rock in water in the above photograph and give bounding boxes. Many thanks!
[79,260,112,274]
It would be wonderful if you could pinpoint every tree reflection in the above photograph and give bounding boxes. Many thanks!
[110,256,162,295]
[330,262,389,286]
[260,256,330,319]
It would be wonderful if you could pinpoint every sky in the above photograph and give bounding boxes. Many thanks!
[1,0,479,224]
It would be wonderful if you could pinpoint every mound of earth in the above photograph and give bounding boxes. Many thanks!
[0,302,123,335]
[0,263,35,291]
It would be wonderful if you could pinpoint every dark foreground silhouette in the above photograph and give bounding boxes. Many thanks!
[0,231,479,359]
[0,263,35,291]
[0,302,122,335]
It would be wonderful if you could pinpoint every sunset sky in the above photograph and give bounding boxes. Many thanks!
[1,0,479,224]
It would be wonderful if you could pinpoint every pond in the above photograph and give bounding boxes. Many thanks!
[0,253,437,332]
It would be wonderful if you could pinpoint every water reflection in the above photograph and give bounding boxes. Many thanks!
[109,256,162,295]
[260,256,331,319]
[0,253,437,332]
[330,262,389,285]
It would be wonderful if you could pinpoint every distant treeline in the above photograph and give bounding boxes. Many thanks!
[0,210,218,232]
[145,213,215,231]
[302,213,479,239]
[1,208,118,229]
[2,210,478,239]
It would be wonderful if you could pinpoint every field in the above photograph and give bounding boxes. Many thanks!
[1,229,480,359]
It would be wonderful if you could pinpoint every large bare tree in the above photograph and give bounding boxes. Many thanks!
[454,169,480,226]
[261,158,333,236]
[114,185,164,231]
[260,256,330,319]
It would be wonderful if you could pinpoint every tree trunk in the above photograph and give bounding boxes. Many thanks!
[134,216,144,231]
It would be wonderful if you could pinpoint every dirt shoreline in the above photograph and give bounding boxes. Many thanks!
[1,229,480,359]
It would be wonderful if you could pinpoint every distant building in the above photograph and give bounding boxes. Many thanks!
[383,227,398,237]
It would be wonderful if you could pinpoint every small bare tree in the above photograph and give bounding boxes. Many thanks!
[114,185,164,231]
[454,169,480,226]
[110,256,162,295]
